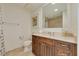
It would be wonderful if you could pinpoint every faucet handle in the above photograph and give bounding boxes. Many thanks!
[48,32,51,35]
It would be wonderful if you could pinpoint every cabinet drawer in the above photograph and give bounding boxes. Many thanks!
[54,40,76,56]
[38,36,54,46]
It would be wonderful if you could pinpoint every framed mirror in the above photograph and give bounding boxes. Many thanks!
[42,3,67,29]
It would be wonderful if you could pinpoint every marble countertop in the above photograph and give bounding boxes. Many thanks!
[33,33,77,44]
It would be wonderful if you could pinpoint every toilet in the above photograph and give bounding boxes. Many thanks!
[24,40,32,52]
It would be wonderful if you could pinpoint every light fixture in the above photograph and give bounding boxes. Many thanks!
[54,9,58,12]
[51,1,56,5]
[51,3,55,5]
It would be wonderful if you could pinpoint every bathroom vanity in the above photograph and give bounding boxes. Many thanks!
[32,34,77,56]
[32,3,77,56]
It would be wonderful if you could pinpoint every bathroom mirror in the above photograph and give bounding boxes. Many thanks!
[43,3,67,28]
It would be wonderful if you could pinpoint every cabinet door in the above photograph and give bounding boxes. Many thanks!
[35,37,39,56]
[72,44,77,56]
[54,40,74,56]
[38,41,45,56]
[38,38,54,56]
[32,36,35,54]
[32,36,41,56]
[45,44,54,56]
[32,35,37,55]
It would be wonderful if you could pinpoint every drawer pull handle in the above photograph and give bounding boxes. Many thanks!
[62,45,66,46]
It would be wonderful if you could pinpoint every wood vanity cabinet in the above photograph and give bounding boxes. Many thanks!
[32,35,77,56]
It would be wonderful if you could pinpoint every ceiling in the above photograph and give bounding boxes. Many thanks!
[2,3,67,17]
[43,3,67,18]
[24,3,45,12]
[2,3,67,14]
[1,3,45,12]
[24,3,67,18]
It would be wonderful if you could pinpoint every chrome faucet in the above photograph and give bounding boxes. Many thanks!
[48,32,55,36]
[48,32,51,35]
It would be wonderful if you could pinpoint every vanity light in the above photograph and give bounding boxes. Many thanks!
[54,9,58,12]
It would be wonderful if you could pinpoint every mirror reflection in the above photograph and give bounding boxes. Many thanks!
[43,3,67,28]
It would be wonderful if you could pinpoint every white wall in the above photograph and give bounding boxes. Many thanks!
[1,4,32,52]
[63,4,77,36]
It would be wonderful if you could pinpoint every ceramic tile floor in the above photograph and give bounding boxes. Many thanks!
[6,47,35,56]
